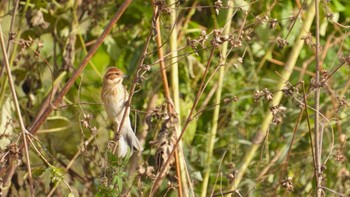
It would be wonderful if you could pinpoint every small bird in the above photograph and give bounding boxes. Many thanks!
[101,67,142,157]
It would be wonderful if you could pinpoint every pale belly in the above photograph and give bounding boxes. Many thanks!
[104,97,125,121]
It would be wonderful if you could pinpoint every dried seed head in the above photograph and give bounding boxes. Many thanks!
[214,0,223,15]
[226,169,238,183]
[147,104,178,177]
[277,37,289,48]
[269,105,287,125]
[269,18,278,30]
[334,151,346,162]
[253,88,273,102]
[341,55,350,65]
[301,34,314,47]
[281,178,294,192]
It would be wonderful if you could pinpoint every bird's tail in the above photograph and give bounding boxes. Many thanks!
[117,136,129,158]
[122,121,143,152]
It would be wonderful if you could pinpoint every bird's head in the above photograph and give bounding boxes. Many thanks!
[103,67,127,85]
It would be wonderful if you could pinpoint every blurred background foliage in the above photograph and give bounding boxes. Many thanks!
[0,0,349,196]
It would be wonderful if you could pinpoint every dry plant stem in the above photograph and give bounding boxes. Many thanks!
[151,2,183,196]
[200,1,234,196]
[150,48,216,196]
[168,0,191,196]
[3,0,132,189]
[0,25,34,196]
[314,0,323,196]
[228,0,316,191]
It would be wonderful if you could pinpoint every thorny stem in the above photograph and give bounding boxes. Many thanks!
[0,25,34,196]
[150,48,216,196]
[314,0,323,196]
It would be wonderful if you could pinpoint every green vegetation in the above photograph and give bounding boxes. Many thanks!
[0,0,349,196]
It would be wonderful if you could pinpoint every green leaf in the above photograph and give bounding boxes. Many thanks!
[107,151,118,166]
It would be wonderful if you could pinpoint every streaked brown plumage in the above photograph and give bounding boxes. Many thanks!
[101,67,142,157]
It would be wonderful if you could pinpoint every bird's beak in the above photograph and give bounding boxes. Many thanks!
[122,74,128,78]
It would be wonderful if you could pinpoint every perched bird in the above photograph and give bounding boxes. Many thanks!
[101,67,142,157]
